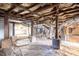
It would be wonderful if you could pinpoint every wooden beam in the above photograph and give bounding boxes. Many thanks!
[14,10,24,15]
[33,11,56,21]
[17,3,78,19]
[16,4,41,16]
[0,9,6,13]
[19,3,52,17]
[11,3,78,20]
[59,8,79,16]
[4,13,9,39]
[59,12,79,20]
[22,8,55,19]
[6,4,17,13]
[34,5,55,12]
[15,4,37,15]
[38,17,55,24]
[8,4,41,19]
[60,4,79,12]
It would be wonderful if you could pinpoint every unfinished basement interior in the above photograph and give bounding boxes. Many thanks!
[0,3,79,56]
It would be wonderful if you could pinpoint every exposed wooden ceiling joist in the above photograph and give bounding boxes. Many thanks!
[60,9,79,16]
[6,4,17,13]
[17,4,37,14]
[34,4,55,12]
[60,4,79,12]
[59,12,79,20]
[0,3,79,25]
[16,4,41,16]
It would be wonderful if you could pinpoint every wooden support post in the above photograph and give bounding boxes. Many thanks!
[30,20,33,42]
[4,13,9,39]
[2,13,11,48]
[13,22,15,36]
[52,4,60,49]
[55,15,58,39]
[32,21,37,42]
[31,20,33,36]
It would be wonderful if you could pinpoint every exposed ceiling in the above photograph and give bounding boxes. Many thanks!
[0,3,79,25]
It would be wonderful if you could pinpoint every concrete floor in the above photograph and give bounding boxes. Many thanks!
[1,35,79,56]
[0,39,64,56]
[19,40,61,56]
